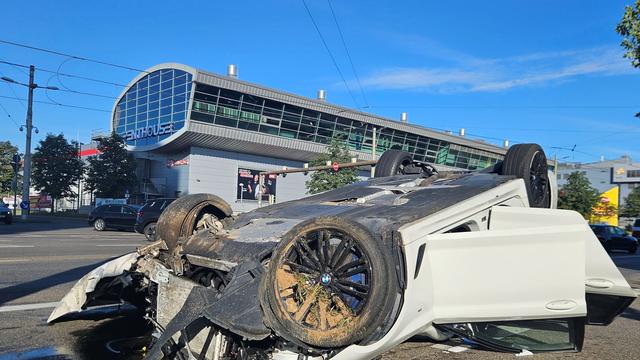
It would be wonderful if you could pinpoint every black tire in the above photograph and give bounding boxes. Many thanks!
[629,244,637,254]
[501,143,550,208]
[262,216,397,348]
[93,218,106,231]
[143,222,157,241]
[4,215,12,224]
[374,150,413,177]
[156,194,233,253]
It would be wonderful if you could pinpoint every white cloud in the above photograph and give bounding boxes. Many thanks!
[357,43,637,93]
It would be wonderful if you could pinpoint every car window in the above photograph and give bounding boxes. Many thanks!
[590,226,604,235]
[443,318,581,352]
[109,205,123,212]
[614,227,626,235]
[634,219,640,227]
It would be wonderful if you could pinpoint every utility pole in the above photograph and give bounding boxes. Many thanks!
[11,153,20,216]
[370,127,377,178]
[21,65,35,220]
[2,68,56,218]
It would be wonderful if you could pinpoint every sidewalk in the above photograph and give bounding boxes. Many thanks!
[13,214,87,224]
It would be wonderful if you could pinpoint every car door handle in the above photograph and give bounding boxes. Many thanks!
[545,300,577,311]
[585,278,614,289]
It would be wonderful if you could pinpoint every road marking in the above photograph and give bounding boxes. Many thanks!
[95,244,139,247]
[0,245,34,248]
[0,254,120,263]
[0,301,59,313]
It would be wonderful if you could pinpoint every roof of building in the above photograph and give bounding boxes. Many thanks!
[112,63,507,163]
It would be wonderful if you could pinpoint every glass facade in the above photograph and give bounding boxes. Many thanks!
[190,83,502,170]
[114,69,193,146]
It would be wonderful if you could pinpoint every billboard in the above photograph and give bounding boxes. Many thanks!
[590,186,619,226]
[237,168,276,201]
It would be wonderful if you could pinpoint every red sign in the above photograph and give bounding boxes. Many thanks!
[79,148,101,157]
[332,162,339,171]
[167,158,189,168]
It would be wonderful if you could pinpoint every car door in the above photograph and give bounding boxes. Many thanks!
[488,207,636,326]
[403,206,634,352]
[613,227,629,250]
[105,205,123,227]
[121,206,138,228]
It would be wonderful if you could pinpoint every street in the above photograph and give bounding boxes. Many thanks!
[0,217,639,359]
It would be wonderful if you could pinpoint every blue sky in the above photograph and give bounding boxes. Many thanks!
[0,0,639,163]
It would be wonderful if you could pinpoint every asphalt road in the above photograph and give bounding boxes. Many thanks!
[0,217,638,359]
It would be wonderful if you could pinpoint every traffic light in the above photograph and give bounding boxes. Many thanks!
[11,153,20,173]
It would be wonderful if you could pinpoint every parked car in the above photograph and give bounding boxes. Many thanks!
[134,198,176,241]
[632,218,640,239]
[50,145,636,360]
[88,204,141,231]
[590,224,638,254]
[0,203,12,224]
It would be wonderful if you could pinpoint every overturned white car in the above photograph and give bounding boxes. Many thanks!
[49,144,637,359]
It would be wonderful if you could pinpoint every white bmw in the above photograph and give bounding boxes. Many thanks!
[49,144,636,359]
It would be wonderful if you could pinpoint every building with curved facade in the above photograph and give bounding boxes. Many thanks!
[112,63,507,211]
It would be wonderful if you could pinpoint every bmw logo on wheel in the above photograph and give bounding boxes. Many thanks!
[320,273,332,285]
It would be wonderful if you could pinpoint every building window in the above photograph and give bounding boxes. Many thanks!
[187,83,503,170]
[114,68,193,146]
[627,170,640,178]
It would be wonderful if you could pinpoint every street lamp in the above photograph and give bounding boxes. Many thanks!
[1,66,59,219]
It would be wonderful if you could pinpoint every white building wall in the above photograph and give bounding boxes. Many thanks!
[187,146,308,212]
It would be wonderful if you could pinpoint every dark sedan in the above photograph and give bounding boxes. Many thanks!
[134,198,176,241]
[0,203,12,224]
[590,224,638,254]
[88,204,141,231]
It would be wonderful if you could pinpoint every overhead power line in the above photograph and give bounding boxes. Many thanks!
[54,88,118,100]
[326,0,369,108]
[368,104,639,109]
[0,39,148,73]
[300,0,360,108]
[0,101,19,127]
[0,94,111,113]
[0,70,27,109]
[0,60,128,87]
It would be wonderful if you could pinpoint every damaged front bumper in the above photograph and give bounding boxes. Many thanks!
[47,242,297,360]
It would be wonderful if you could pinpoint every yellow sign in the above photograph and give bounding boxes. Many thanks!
[590,186,619,226]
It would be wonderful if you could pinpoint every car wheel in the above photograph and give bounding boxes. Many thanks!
[156,194,233,253]
[374,150,413,177]
[143,222,157,241]
[629,245,638,254]
[93,218,106,231]
[500,143,550,208]
[263,216,398,348]
[4,215,12,224]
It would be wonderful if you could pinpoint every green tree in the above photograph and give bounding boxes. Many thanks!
[31,134,83,212]
[305,138,359,194]
[85,132,137,199]
[557,171,600,218]
[0,141,20,194]
[617,0,640,117]
[621,187,640,217]
[617,0,640,68]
